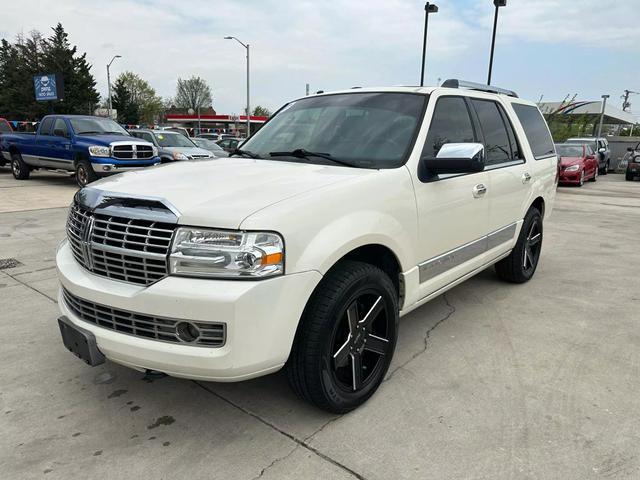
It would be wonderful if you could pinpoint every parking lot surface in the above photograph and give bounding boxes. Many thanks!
[1,168,639,479]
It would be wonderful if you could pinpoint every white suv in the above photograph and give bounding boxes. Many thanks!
[56,80,557,412]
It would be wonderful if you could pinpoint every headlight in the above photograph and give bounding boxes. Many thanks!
[152,146,158,156]
[88,145,111,157]
[172,152,189,161]
[169,228,284,279]
[564,165,580,172]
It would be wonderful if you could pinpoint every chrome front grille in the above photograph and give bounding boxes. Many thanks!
[112,144,154,160]
[62,288,226,347]
[66,204,175,285]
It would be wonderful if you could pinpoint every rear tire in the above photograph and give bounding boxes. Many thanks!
[602,161,609,175]
[626,171,634,181]
[11,152,30,180]
[75,160,98,187]
[286,260,398,413]
[495,207,543,284]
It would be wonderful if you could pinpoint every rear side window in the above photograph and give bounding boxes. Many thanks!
[0,121,11,133]
[423,96,475,158]
[53,118,68,137]
[512,104,555,159]
[39,117,54,136]
[471,99,513,166]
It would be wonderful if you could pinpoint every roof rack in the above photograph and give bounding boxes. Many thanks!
[441,79,518,98]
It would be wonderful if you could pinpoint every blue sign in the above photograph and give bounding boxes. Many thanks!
[33,74,61,101]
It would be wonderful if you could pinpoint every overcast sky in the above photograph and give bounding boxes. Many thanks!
[2,0,639,118]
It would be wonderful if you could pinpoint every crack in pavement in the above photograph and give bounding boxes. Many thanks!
[384,293,456,382]
[250,444,300,480]
[193,381,366,480]
[2,270,57,304]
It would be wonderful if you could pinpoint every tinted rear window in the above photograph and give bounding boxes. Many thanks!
[512,104,555,159]
[39,117,54,135]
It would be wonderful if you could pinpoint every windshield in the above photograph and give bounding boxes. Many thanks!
[154,132,196,148]
[556,144,584,157]
[241,92,427,168]
[69,117,128,135]
[193,138,223,150]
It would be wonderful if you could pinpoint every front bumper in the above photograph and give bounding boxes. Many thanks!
[56,241,322,381]
[90,156,160,173]
[559,170,582,184]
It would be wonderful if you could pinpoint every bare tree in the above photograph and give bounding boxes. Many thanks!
[174,76,212,111]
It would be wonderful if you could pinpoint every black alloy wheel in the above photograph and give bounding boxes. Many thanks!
[287,260,398,413]
[522,218,542,277]
[495,207,543,284]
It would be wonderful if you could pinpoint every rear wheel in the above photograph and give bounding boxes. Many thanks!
[11,152,30,180]
[602,161,609,175]
[626,171,634,181]
[495,207,543,284]
[75,160,97,187]
[286,260,398,413]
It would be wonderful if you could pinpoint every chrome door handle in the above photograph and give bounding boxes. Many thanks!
[522,172,532,183]
[472,183,487,198]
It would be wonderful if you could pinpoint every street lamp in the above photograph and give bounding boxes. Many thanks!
[106,55,121,119]
[224,36,251,138]
[487,0,506,85]
[596,94,610,139]
[420,2,438,87]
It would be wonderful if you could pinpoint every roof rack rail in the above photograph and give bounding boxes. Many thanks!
[441,79,518,98]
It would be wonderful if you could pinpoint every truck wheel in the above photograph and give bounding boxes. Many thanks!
[495,207,543,284]
[11,152,30,180]
[75,160,97,187]
[286,260,398,413]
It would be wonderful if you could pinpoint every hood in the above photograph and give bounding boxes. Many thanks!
[560,156,583,166]
[74,134,143,146]
[160,146,212,158]
[90,158,373,228]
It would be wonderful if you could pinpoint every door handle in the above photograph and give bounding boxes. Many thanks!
[522,172,532,183]
[472,183,487,198]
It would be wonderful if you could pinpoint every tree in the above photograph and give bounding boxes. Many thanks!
[40,23,99,115]
[114,71,163,124]
[174,76,212,111]
[0,23,99,118]
[111,76,139,124]
[252,105,272,117]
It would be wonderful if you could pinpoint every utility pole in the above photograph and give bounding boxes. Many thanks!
[305,83,310,96]
[487,0,507,85]
[596,94,609,139]
[106,55,121,119]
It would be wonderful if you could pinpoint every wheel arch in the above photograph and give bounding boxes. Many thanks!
[530,196,545,218]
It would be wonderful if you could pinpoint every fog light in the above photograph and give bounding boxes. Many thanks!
[103,165,112,172]
[175,321,200,343]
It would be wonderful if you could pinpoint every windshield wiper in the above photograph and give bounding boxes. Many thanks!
[269,148,358,168]
[230,148,260,158]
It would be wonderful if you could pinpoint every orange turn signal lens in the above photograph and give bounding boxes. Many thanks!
[261,252,283,266]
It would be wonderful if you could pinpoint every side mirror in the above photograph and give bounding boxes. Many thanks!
[419,143,485,182]
[628,147,635,152]
[598,147,606,153]
[53,128,67,138]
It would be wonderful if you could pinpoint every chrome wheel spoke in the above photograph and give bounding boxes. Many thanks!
[359,296,383,328]
[529,232,541,246]
[364,333,389,355]
[350,352,363,391]
[346,302,359,335]
[333,336,351,368]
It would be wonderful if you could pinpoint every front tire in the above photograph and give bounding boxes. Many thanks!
[578,170,585,187]
[11,152,30,180]
[75,160,98,187]
[626,171,634,181]
[590,167,597,182]
[495,207,543,284]
[601,161,609,175]
[286,260,398,413]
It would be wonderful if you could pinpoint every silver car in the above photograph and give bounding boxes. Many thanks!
[130,129,214,162]
[192,137,229,157]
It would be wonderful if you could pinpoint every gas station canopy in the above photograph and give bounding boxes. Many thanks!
[538,101,636,125]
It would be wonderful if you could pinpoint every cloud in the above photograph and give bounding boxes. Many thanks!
[1,0,638,115]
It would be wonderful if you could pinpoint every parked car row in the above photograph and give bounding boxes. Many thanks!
[555,142,599,186]
[0,115,233,187]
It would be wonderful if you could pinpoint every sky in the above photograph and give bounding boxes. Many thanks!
[2,0,639,119]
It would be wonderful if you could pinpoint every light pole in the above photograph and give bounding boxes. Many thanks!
[224,36,251,137]
[106,55,121,119]
[420,2,438,87]
[487,0,506,85]
[596,94,609,139]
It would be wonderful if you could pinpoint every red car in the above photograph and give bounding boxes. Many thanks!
[556,143,598,186]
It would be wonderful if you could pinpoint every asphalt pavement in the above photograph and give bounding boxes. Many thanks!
[1,168,639,479]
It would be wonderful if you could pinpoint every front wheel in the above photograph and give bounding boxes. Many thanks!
[626,171,634,181]
[75,160,98,187]
[601,161,609,175]
[495,207,543,284]
[590,167,598,182]
[578,170,585,187]
[286,260,398,413]
[11,152,30,180]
